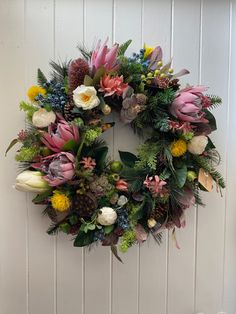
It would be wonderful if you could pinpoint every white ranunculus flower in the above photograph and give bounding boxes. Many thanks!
[187,135,208,155]
[15,170,50,193]
[97,207,117,226]
[73,85,100,110]
[32,108,56,128]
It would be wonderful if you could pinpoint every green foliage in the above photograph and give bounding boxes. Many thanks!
[73,230,94,247]
[118,39,132,56]
[207,94,222,109]
[84,127,102,145]
[119,229,136,253]
[135,142,160,170]
[119,151,138,168]
[193,155,225,188]
[119,56,143,83]
[15,146,40,162]
[19,101,38,120]
[37,68,47,88]
[77,44,91,60]
[32,190,52,204]
[5,138,19,156]
[50,60,70,83]
[175,164,187,188]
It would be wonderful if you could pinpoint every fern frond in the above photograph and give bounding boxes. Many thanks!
[37,68,47,87]
[118,39,132,56]
[77,44,91,61]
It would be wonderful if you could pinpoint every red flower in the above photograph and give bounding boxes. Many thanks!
[116,179,128,191]
[99,75,128,97]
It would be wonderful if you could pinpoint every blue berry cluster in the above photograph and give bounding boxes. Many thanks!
[93,229,105,242]
[116,207,129,230]
[36,81,68,112]
[128,49,150,68]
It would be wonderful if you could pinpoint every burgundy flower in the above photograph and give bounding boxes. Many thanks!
[170,86,209,123]
[33,152,75,186]
[41,115,79,153]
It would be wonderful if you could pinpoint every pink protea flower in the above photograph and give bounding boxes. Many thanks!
[99,75,128,97]
[90,39,119,73]
[116,179,128,192]
[41,115,79,153]
[144,175,167,197]
[33,152,75,186]
[80,157,96,170]
[170,86,209,123]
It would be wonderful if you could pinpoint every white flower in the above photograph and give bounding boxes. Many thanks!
[187,135,208,155]
[32,108,56,128]
[117,195,128,207]
[97,207,117,226]
[15,170,50,193]
[73,85,100,110]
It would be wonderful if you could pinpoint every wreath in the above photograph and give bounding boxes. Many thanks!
[7,39,225,260]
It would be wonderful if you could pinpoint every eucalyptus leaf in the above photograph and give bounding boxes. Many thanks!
[119,151,138,168]
[104,225,114,234]
[84,74,94,86]
[5,138,18,156]
[175,165,187,188]
[74,231,94,247]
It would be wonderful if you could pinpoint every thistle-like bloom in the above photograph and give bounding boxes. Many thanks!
[144,175,167,197]
[80,157,96,170]
[41,115,79,152]
[90,39,119,73]
[99,75,128,97]
[33,152,75,186]
[170,86,209,123]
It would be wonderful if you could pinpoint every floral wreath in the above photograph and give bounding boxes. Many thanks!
[7,39,225,261]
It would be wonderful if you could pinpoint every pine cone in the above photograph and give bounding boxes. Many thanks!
[68,58,89,94]
[73,192,98,218]
[47,206,69,223]
[63,101,80,121]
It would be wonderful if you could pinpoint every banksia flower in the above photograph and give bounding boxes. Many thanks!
[68,58,89,94]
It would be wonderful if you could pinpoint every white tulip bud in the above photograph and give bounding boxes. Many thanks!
[15,170,50,193]
[32,108,56,128]
[97,207,117,226]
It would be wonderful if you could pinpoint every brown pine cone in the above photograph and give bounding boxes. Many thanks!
[73,192,98,218]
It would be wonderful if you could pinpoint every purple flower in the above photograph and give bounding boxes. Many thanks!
[170,86,209,123]
[33,152,75,186]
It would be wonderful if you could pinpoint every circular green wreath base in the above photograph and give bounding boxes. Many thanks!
[8,39,225,260]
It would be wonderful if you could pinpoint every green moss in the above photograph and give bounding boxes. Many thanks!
[119,230,136,253]
[15,146,40,162]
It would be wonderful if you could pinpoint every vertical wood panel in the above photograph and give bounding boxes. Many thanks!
[112,1,142,314]
[0,1,27,314]
[25,1,56,314]
[139,1,171,314]
[54,1,84,314]
[167,1,200,313]
[83,2,113,314]
[195,1,230,313]
[223,1,236,313]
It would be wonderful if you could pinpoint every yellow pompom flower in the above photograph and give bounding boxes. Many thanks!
[51,191,71,212]
[170,139,187,157]
[144,43,155,59]
[27,85,46,102]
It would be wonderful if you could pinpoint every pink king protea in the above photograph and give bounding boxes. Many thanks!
[90,39,119,74]
[170,86,209,123]
[33,152,75,186]
[41,115,79,153]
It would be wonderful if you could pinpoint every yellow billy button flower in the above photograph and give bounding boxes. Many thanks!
[27,85,46,102]
[170,139,187,157]
[144,43,155,58]
[51,191,71,212]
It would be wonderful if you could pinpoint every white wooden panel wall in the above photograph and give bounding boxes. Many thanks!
[0,1,235,313]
